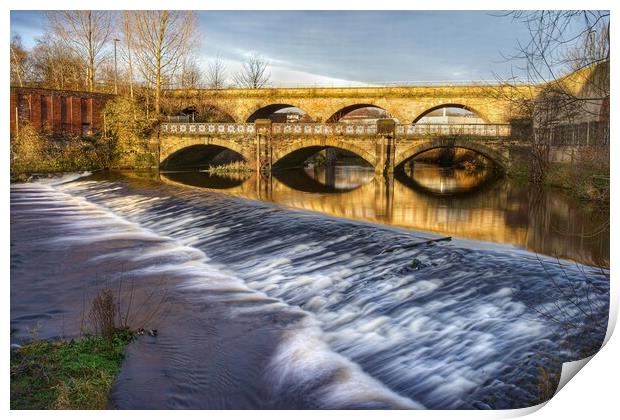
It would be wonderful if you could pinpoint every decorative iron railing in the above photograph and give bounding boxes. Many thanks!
[397,124,511,137]
[160,122,512,137]
[161,123,255,135]
[271,123,377,135]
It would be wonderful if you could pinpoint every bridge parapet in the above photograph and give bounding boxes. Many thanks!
[161,122,256,135]
[160,122,512,138]
[397,123,511,137]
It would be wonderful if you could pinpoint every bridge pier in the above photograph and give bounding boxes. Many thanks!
[376,119,396,175]
[255,119,273,173]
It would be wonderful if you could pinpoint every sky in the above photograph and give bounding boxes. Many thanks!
[10,10,535,86]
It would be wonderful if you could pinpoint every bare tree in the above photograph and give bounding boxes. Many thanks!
[206,56,227,89]
[10,35,29,87]
[503,11,609,123]
[29,34,86,90]
[178,57,203,89]
[491,11,610,184]
[126,11,197,115]
[120,11,136,100]
[48,11,113,92]
[233,54,270,88]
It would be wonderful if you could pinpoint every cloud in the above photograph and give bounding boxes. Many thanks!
[11,10,533,84]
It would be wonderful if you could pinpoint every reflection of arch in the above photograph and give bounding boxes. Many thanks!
[412,103,489,123]
[162,171,248,189]
[160,139,249,169]
[246,103,313,123]
[272,140,376,169]
[273,168,367,193]
[394,165,499,198]
[325,104,392,123]
[394,139,508,171]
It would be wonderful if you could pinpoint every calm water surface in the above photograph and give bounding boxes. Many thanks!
[10,167,609,409]
[163,163,609,267]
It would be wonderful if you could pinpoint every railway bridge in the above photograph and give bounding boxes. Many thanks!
[158,84,536,172]
[159,119,530,173]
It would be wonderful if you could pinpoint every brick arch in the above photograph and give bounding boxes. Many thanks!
[272,138,377,168]
[394,139,509,170]
[160,137,252,164]
[411,103,491,123]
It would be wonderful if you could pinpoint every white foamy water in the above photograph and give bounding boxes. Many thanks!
[11,179,428,409]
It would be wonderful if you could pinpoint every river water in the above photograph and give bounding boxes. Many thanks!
[10,166,609,409]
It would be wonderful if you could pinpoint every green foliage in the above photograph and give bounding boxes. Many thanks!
[544,162,609,202]
[10,124,104,177]
[506,162,530,185]
[102,97,158,169]
[10,330,134,409]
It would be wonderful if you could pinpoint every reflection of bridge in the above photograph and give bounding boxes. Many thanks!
[159,169,609,266]
[159,120,527,173]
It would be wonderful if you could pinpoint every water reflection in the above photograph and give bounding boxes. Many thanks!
[275,165,375,193]
[399,163,497,196]
[161,164,609,267]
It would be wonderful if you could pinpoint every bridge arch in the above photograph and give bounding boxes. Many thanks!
[195,103,237,122]
[325,104,394,123]
[245,104,314,123]
[272,138,377,169]
[166,102,237,123]
[412,103,490,124]
[394,139,509,171]
[160,138,251,168]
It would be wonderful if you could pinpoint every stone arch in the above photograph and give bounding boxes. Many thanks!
[245,103,314,123]
[394,139,508,170]
[160,137,251,166]
[195,103,237,123]
[412,103,491,124]
[169,101,237,123]
[272,138,377,169]
[325,103,395,123]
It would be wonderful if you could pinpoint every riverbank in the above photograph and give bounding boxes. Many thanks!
[544,162,610,202]
[11,330,134,409]
[507,160,609,203]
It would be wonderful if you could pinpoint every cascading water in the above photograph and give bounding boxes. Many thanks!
[10,172,609,409]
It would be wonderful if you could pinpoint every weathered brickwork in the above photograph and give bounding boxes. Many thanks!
[10,87,114,136]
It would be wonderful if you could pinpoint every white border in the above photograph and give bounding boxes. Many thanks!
[3,1,617,419]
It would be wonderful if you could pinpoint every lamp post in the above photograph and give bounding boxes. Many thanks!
[113,38,120,94]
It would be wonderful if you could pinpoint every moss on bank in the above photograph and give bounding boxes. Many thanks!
[10,330,134,410]
[544,162,609,202]
[506,160,609,202]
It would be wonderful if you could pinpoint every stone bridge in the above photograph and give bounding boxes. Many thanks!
[167,84,535,124]
[165,84,533,124]
[159,120,530,173]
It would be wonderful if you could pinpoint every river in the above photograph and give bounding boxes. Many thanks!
[10,165,609,409]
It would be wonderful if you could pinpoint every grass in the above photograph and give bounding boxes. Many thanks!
[10,329,134,410]
[544,162,609,202]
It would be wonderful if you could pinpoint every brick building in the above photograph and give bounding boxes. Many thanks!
[10,87,114,136]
